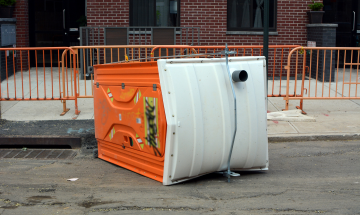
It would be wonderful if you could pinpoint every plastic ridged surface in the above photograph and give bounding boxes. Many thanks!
[159,57,268,185]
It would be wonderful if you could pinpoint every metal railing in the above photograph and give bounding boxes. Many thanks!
[69,45,158,99]
[1,45,305,116]
[80,27,200,46]
[79,27,200,79]
[284,47,360,113]
[69,45,301,104]
[0,47,78,115]
[149,45,301,98]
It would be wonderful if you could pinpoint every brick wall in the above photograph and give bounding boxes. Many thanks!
[180,0,320,46]
[86,0,321,77]
[87,0,130,27]
[86,0,322,46]
[13,0,29,70]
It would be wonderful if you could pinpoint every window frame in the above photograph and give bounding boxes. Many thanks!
[129,0,181,27]
[227,0,277,32]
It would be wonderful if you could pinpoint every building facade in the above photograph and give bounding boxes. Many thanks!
[86,0,312,46]
[8,0,360,76]
[12,0,331,49]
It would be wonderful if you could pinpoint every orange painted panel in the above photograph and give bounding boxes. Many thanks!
[94,62,167,181]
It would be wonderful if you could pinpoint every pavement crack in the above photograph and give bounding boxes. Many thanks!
[286,149,358,158]
[227,190,288,200]
[245,207,327,214]
[90,205,206,212]
[29,162,56,171]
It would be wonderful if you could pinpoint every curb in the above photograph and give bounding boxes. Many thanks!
[2,133,360,149]
[0,133,97,150]
[0,135,82,148]
[268,133,360,143]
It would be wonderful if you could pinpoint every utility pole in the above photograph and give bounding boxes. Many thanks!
[264,0,269,92]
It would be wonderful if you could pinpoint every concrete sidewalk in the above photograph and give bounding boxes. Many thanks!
[1,67,360,141]
[267,97,360,141]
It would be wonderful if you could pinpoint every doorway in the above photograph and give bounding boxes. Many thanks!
[323,0,360,47]
[29,0,86,66]
[323,0,360,66]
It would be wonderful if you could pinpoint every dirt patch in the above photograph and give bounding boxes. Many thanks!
[27,196,53,204]
[39,188,56,193]
[78,201,115,208]
[1,206,18,209]
[48,202,65,206]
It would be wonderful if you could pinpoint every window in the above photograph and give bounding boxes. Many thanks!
[130,0,180,27]
[227,0,276,32]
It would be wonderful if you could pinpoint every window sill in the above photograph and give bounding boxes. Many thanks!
[128,31,182,35]
[226,31,279,36]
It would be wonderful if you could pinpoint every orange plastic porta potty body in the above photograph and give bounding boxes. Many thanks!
[93,61,167,183]
[94,57,269,185]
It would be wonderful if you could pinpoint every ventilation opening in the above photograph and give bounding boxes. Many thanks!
[232,70,248,82]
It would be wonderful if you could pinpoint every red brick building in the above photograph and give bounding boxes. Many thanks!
[9,0,360,60]
[11,0,330,49]
[87,0,314,46]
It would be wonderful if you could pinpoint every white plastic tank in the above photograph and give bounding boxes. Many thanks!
[157,56,268,185]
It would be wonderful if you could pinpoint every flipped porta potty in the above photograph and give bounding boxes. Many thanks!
[93,56,268,185]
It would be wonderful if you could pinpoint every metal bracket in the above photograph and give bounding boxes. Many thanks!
[96,82,99,88]
[122,83,125,89]
[221,171,240,177]
[219,50,236,55]
[216,171,240,178]
[224,43,239,183]
[153,84,157,91]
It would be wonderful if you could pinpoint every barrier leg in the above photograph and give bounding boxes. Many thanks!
[284,65,290,111]
[296,53,307,114]
[72,51,81,116]
[284,100,289,111]
[74,95,80,116]
[296,99,306,114]
[60,99,70,116]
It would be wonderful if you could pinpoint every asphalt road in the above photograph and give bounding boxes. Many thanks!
[0,140,359,215]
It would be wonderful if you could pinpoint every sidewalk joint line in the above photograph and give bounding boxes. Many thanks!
[288,122,300,133]
[268,98,280,111]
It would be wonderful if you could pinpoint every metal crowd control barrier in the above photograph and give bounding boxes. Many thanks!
[79,27,200,79]
[69,45,158,99]
[0,47,78,115]
[0,45,302,117]
[69,45,300,104]
[149,45,300,98]
[285,47,360,113]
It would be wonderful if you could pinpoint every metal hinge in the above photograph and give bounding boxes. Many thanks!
[122,83,125,89]
[153,84,157,91]
[96,82,99,88]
